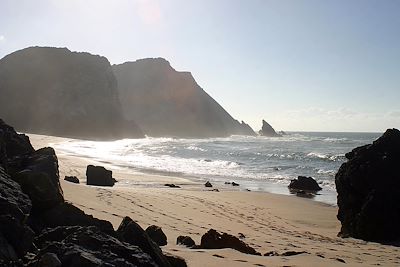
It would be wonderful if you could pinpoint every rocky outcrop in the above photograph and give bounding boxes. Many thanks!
[113,58,256,138]
[117,216,172,267]
[146,225,168,246]
[0,47,143,140]
[199,229,261,255]
[177,236,196,248]
[0,119,186,266]
[259,120,281,137]
[335,128,400,241]
[32,226,158,267]
[288,176,322,192]
[86,165,115,186]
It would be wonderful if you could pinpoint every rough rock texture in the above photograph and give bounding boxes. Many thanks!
[335,128,400,241]
[199,229,261,255]
[32,226,158,267]
[9,147,64,212]
[117,216,172,267]
[288,176,322,192]
[176,236,196,248]
[0,119,187,267]
[0,167,34,261]
[0,47,143,140]
[259,120,281,137]
[113,58,256,138]
[145,225,167,246]
[86,165,115,186]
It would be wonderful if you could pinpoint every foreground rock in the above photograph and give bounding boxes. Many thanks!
[0,119,186,266]
[146,225,168,246]
[177,236,196,248]
[32,226,158,267]
[199,229,261,255]
[288,176,322,192]
[259,120,281,137]
[86,165,115,186]
[335,128,400,241]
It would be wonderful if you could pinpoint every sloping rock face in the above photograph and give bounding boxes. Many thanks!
[0,119,186,267]
[259,120,281,137]
[335,128,400,241]
[0,47,143,140]
[113,58,256,138]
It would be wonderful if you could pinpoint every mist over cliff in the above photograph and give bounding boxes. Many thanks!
[0,47,143,139]
[113,58,255,138]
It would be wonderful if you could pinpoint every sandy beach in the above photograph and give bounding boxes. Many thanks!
[29,133,400,267]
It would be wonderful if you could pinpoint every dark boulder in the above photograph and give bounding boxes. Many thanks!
[164,253,188,267]
[288,176,322,192]
[145,225,167,246]
[204,181,212,188]
[10,147,64,212]
[335,128,400,241]
[0,167,34,260]
[117,216,172,267]
[199,229,260,255]
[31,202,114,234]
[0,119,34,160]
[259,120,281,137]
[32,226,158,267]
[64,176,79,184]
[86,165,115,186]
[176,236,196,248]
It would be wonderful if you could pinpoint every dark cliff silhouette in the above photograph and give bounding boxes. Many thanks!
[113,58,256,138]
[0,47,143,140]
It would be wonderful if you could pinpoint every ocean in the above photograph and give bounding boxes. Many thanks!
[54,132,381,205]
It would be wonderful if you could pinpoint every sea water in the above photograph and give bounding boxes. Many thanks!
[55,132,380,205]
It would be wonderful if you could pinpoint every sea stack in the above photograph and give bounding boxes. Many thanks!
[0,47,143,140]
[259,120,281,137]
[335,128,400,241]
[113,58,256,138]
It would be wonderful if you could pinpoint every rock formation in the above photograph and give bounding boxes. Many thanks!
[259,120,281,137]
[86,165,115,186]
[0,119,185,266]
[335,128,400,241]
[288,176,322,192]
[199,229,261,255]
[146,225,168,246]
[113,58,256,138]
[0,47,143,140]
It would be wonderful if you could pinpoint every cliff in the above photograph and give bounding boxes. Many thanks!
[0,47,143,139]
[113,58,256,138]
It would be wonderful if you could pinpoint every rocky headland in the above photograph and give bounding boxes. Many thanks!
[113,58,256,138]
[0,47,144,140]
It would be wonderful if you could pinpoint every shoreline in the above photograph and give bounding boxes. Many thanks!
[27,133,400,266]
[28,133,338,206]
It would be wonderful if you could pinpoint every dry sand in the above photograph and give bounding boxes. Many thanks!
[29,134,400,267]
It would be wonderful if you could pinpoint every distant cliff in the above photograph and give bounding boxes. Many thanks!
[259,120,281,137]
[113,58,256,138]
[0,47,143,139]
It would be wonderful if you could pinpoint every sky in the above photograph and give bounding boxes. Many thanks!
[1,0,399,132]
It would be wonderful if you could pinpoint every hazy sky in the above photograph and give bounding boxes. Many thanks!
[1,0,399,132]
